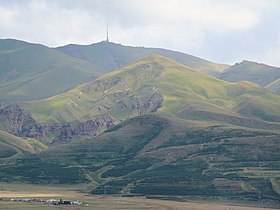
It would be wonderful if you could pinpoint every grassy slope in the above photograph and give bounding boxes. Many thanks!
[266,78,280,94]
[1,115,280,200]
[21,55,280,126]
[220,60,280,86]
[57,41,229,77]
[0,39,99,101]
[0,130,46,159]
[41,115,280,199]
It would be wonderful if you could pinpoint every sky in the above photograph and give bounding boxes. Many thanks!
[0,0,280,66]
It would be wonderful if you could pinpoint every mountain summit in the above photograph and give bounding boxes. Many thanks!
[57,41,229,76]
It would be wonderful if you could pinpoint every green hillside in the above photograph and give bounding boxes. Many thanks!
[57,41,229,77]
[1,55,280,201]
[0,39,99,101]
[0,129,46,160]
[266,79,280,95]
[1,115,280,200]
[220,60,280,86]
[21,55,280,127]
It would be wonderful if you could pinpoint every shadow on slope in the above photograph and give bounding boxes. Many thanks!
[1,115,280,202]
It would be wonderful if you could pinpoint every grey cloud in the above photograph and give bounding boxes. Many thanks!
[0,0,279,66]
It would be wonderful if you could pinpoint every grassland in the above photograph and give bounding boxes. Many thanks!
[0,183,278,210]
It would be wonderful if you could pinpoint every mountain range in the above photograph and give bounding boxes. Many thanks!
[0,39,280,203]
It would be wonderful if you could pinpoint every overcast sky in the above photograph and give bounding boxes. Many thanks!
[0,0,280,66]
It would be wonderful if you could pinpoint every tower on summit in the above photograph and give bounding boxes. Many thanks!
[106,25,109,42]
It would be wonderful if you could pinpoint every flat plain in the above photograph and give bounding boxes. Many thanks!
[0,183,278,210]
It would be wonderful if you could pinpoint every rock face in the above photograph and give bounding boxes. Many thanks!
[130,92,163,115]
[0,86,161,143]
[0,93,161,143]
[0,104,36,136]
[0,104,116,143]
[53,115,116,143]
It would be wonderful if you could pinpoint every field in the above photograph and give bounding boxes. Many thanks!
[0,183,279,210]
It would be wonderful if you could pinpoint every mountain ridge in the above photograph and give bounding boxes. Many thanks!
[0,39,100,101]
[56,41,229,76]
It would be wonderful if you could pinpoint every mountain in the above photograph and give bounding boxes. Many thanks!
[0,39,99,101]
[1,55,280,201]
[220,60,280,87]
[21,55,280,127]
[57,41,229,77]
[0,38,229,102]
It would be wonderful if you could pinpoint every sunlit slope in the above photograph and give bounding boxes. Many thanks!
[57,41,229,76]
[22,55,280,125]
[0,39,99,101]
[0,129,47,159]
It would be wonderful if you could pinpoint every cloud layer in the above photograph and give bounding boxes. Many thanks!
[0,0,279,66]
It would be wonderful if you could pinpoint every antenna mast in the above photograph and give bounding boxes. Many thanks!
[106,25,109,42]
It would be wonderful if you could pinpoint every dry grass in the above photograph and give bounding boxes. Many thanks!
[0,183,277,210]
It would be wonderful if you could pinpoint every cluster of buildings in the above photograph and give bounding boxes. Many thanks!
[1,197,86,206]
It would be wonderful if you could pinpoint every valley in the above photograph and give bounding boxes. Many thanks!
[0,183,278,210]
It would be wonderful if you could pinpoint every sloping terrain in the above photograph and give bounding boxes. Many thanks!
[57,41,229,77]
[0,39,99,101]
[220,60,280,87]
[266,79,280,95]
[1,33,280,207]
[1,55,280,201]
[0,129,46,160]
[21,55,280,127]
[1,115,279,201]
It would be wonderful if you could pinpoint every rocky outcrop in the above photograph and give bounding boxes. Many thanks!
[0,89,161,143]
[0,104,36,136]
[0,104,116,143]
[122,92,163,115]
[53,115,115,143]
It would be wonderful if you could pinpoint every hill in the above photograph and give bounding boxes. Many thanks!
[0,115,279,201]
[57,41,229,77]
[219,60,280,88]
[0,129,46,160]
[21,55,280,127]
[0,39,99,101]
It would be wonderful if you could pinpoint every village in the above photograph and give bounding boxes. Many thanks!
[0,197,87,206]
